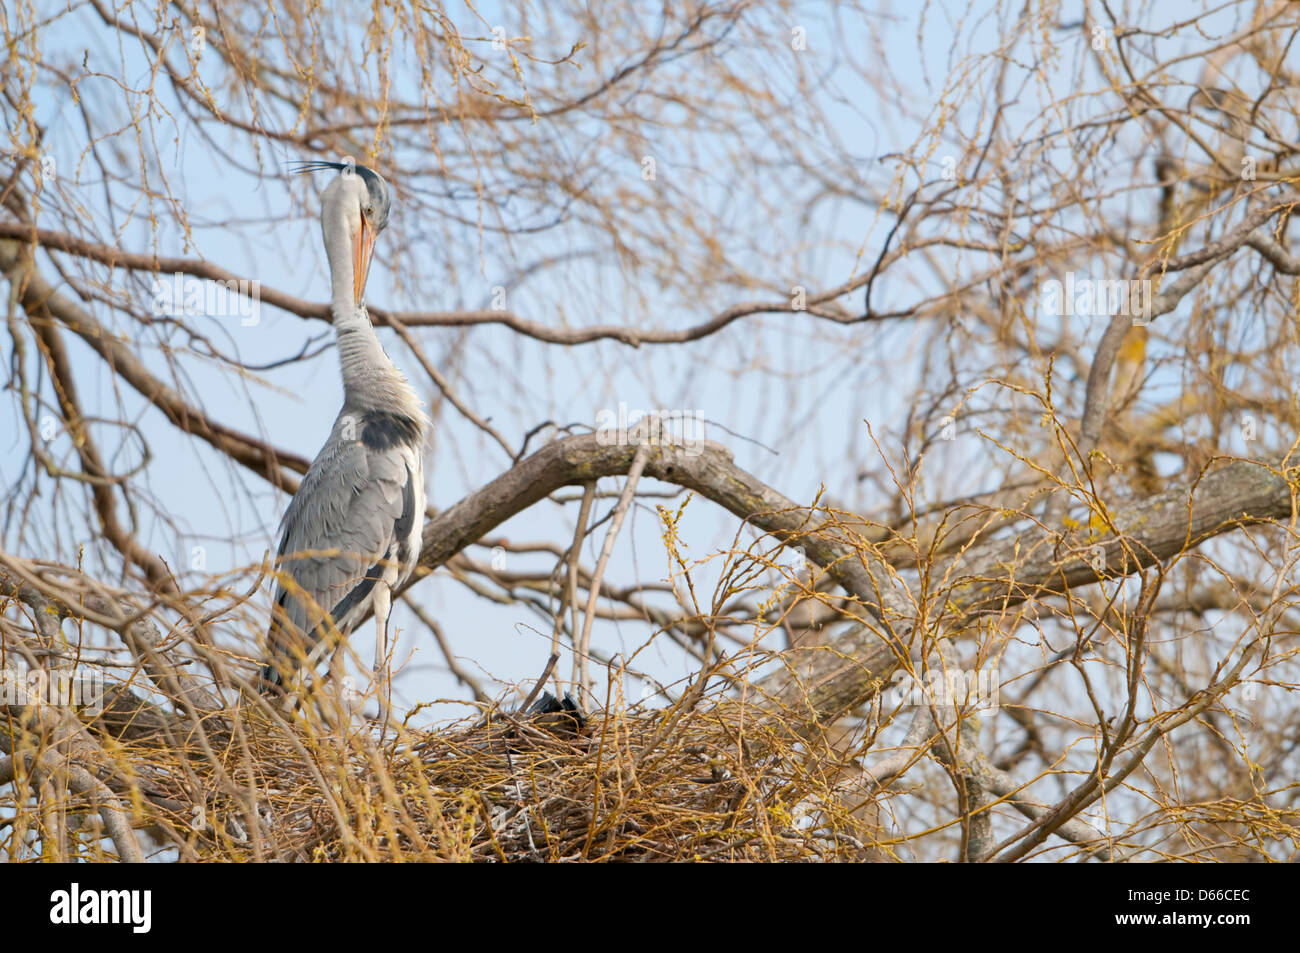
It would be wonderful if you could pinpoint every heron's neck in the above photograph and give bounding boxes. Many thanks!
[332,306,425,425]
[323,210,426,427]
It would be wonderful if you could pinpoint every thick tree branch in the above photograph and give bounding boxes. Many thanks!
[408,434,1297,725]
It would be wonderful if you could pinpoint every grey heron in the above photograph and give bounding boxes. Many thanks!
[258,159,428,731]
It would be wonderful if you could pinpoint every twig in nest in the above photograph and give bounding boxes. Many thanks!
[575,445,649,699]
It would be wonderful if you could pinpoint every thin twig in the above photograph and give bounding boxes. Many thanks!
[555,482,596,695]
[574,445,649,701]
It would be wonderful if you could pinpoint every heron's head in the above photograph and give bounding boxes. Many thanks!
[294,158,393,307]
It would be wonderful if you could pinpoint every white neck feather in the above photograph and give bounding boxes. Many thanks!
[322,186,427,428]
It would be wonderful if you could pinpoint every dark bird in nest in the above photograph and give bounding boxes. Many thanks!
[524,691,587,736]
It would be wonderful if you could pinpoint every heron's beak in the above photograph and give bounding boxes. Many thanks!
[352,217,376,306]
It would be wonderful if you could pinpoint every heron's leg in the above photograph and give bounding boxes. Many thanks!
[373,583,393,738]
[328,642,347,682]
[301,626,351,731]
[321,641,353,731]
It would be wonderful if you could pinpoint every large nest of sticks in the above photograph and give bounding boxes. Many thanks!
[112,687,886,862]
[2,553,892,863]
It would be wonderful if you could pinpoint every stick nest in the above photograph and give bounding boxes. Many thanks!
[124,691,887,862]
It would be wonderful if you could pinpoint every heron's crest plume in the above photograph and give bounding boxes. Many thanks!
[291,158,392,228]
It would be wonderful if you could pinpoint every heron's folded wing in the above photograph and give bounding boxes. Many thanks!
[268,434,415,657]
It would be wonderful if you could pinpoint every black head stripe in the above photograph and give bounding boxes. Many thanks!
[290,159,353,175]
[354,166,389,209]
[292,159,392,228]
[292,160,388,200]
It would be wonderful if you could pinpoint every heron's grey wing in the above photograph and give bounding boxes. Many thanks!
[266,423,417,672]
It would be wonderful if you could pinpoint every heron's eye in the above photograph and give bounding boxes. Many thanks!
[365,203,375,217]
